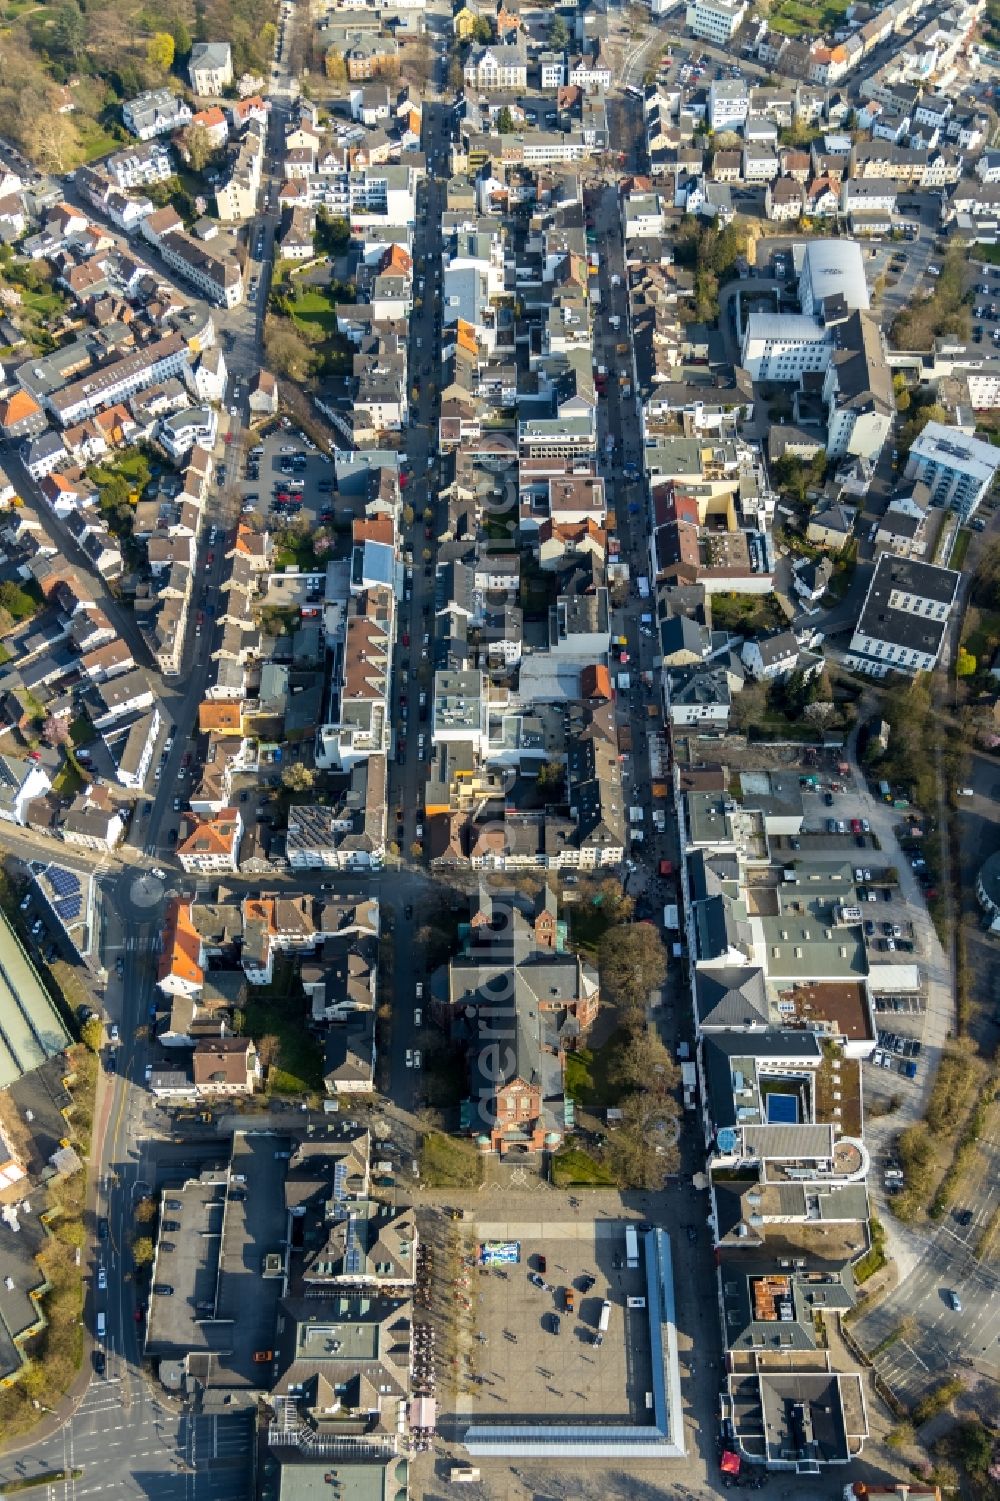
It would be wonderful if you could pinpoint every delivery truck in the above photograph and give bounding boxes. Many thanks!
[663,904,679,930]
[625,1225,639,1270]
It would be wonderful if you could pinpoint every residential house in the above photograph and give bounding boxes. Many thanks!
[189,42,233,97]
[176,809,243,873]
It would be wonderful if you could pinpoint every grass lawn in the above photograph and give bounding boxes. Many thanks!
[551,1147,616,1188]
[274,537,319,571]
[767,0,851,35]
[563,1029,628,1110]
[19,288,67,320]
[0,643,10,665]
[973,244,1000,267]
[289,287,339,335]
[116,451,151,482]
[77,128,125,163]
[419,1131,483,1188]
[244,966,323,1093]
[949,528,972,572]
[52,760,85,797]
[569,901,614,955]
[709,591,786,635]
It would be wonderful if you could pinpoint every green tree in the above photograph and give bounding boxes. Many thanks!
[281,762,316,793]
[548,14,570,48]
[536,760,564,790]
[471,16,493,43]
[0,580,36,619]
[50,3,86,61]
[182,123,213,173]
[172,20,192,58]
[131,1235,155,1267]
[314,209,351,256]
[973,535,1000,608]
[147,33,175,73]
[497,106,514,135]
[604,1088,680,1187]
[956,647,977,677]
[899,401,947,454]
[80,1016,103,1053]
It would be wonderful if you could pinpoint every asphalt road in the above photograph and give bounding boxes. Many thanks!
[852,1219,1000,1407]
[0,1385,254,1500]
[380,99,455,1112]
[0,5,306,1488]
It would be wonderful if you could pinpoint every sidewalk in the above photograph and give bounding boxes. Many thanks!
[844,712,954,1280]
[0,1063,113,1459]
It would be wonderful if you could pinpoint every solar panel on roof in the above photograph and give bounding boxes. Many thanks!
[344,1216,361,1275]
[49,867,81,898]
[55,897,81,922]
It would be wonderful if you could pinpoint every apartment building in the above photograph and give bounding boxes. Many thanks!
[709,79,751,133]
[159,229,243,308]
[102,141,174,190]
[904,421,1000,521]
[122,89,192,140]
[47,333,190,427]
[685,0,748,43]
[846,554,960,678]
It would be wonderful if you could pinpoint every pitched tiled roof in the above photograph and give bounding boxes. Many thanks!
[178,809,240,857]
[158,898,204,989]
[0,390,41,424]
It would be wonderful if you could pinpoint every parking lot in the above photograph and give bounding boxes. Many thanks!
[449,1220,655,1426]
[968,260,1000,351]
[238,421,337,535]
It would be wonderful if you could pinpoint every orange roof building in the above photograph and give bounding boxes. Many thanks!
[0,389,44,437]
[177,809,242,873]
[192,105,227,137]
[93,404,136,446]
[157,898,205,997]
[581,663,612,702]
[353,515,394,547]
[198,700,244,735]
[379,243,413,278]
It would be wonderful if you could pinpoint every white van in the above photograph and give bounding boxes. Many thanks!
[957,787,974,797]
[96,1312,106,1340]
